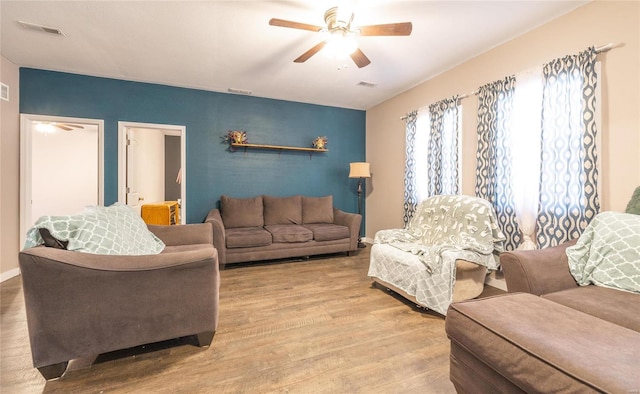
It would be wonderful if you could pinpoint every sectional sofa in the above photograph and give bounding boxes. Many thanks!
[445,240,639,393]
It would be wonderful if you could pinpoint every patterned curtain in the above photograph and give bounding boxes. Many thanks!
[536,47,600,248]
[475,76,521,251]
[427,97,460,196]
[403,110,418,226]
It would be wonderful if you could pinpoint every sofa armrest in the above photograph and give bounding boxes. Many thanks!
[148,223,212,246]
[19,244,217,272]
[204,209,227,267]
[334,208,362,251]
[501,239,578,295]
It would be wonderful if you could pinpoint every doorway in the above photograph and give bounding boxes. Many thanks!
[118,122,186,224]
[20,114,104,247]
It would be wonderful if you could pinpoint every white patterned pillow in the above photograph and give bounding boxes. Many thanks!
[24,203,165,255]
[566,211,640,293]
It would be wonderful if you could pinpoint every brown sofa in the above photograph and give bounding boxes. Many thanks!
[205,195,361,266]
[19,223,219,380]
[445,240,640,393]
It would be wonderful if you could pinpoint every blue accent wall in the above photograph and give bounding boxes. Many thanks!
[20,68,366,223]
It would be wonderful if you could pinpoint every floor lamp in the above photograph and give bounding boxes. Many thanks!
[349,162,371,248]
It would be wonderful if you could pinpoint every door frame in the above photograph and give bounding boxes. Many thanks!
[20,114,104,247]
[117,121,186,224]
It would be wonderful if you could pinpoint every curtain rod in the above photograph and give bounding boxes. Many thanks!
[400,107,427,120]
[400,42,621,120]
[458,90,478,100]
[595,42,617,53]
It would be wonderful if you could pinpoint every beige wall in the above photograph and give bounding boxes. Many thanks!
[1,56,20,280]
[366,0,640,239]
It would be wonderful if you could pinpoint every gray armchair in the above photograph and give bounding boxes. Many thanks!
[19,223,219,380]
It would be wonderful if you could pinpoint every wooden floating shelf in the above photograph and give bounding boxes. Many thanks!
[231,143,328,153]
[230,142,327,160]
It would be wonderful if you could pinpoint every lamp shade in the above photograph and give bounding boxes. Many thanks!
[349,162,371,178]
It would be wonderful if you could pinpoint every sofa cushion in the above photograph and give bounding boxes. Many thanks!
[263,195,302,225]
[446,293,640,393]
[303,223,349,241]
[264,225,312,243]
[542,286,640,332]
[221,195,264,228]
[302,195,334,224]
[225,227,272,249]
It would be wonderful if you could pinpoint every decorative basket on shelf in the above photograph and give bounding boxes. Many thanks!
[223,130,248,144]
[222,130,248,151]
[312,136,328,150]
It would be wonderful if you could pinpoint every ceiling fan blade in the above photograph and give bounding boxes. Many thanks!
[60,123,85,129]
[56,125,73,131]
[350,48,371,68]
[269,18,324,32]
[358,22,412,36]
[294,41,327,63]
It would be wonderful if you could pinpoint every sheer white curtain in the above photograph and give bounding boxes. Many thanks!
[414,110,430,203]
[511,68,543,250]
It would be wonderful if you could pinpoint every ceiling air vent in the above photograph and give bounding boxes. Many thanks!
[357,81,378,88]
[18,21,65,36]
[228,88,253,95]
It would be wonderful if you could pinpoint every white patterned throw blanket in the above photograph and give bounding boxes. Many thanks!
[368,195,505,315]
[24,203,165,255]
[567,211,640,294]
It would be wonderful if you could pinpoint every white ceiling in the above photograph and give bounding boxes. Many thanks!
[1,0,588,110]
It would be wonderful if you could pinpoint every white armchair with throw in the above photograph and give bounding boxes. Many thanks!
[368,195,505,315]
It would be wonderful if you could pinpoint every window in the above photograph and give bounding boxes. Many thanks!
[417,100,461,201]
[404,98,462,225]
[476,48,600,249]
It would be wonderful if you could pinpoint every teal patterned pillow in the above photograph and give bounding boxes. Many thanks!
[625,186,640,215]
[24,203,165,255]
[566,211,640,293]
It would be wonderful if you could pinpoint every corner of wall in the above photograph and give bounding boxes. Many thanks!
[1,56,22,281]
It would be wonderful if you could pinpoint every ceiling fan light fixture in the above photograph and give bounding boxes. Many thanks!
[323,34,358,59]
[34,122,56,134]
[270,6,410,68]
[324,6,348,31]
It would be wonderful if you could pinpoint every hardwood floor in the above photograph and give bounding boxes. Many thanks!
[1,247,503,393]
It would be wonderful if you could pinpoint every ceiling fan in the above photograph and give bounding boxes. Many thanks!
[34,121,85,132]
[269,6,412,68]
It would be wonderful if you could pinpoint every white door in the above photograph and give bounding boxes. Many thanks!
[20,114,104,247]
[126,128,166,216]
[125,130,141,208]
[118,122,186,224]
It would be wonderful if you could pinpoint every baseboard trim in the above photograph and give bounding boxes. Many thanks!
[362,237,374,245]
[0,268,20,283]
